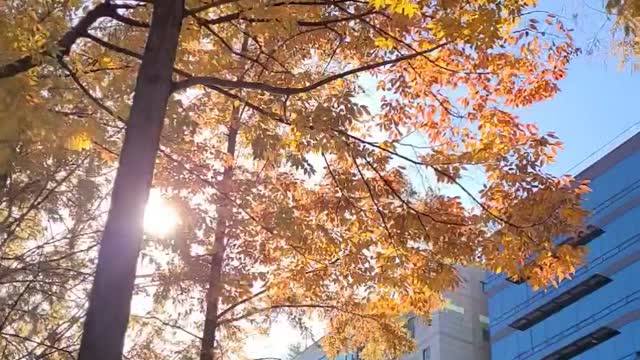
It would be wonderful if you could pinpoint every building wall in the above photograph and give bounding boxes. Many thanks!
[485,132,640,360]
[431,266,490,360]
[295,267,489,360]
[295,343,326,360]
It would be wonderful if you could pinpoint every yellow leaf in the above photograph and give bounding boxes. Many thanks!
[369,0,386,9]
[66,132,92,151]
[374,37,394,50]
[99,56,113,67]
[394,1,419,17]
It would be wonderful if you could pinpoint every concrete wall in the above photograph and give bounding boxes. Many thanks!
[296,343,326,360]
[434,266,490,360]
[295,266,489,360]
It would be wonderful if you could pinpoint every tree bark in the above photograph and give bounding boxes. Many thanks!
[199,34,249,360]
[77,1,183,360]
[200,106,240,360]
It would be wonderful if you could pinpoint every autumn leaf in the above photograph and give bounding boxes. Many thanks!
[0,0,587,359]
[374,37,394,49]
[66,132,93,151]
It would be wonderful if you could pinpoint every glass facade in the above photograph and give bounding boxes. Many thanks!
[485,133,640,360]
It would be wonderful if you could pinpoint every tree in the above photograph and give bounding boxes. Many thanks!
[0,85,112,357]
[0,1,590,360]
[606,0,640,61]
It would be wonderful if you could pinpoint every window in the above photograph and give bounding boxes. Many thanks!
[444,302,465,325]
[558,225,604,247]
[422,347,431,360]
[482,326,490,342]
[507,226,605,287]
[444,302,465,314]
[403,317,416,338]
[351,351,361,360]
[479,314,490,342]
[444,301,464,319]
[542,327,620,360]
[510,274,612,331]
[506,274,527,284]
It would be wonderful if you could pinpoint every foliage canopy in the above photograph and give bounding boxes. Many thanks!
[0,0,589,359]
[607,0,640,61]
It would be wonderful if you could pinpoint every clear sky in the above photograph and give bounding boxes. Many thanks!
[516,54,640,176]
[245,2,640,358]
[518,0,640,175]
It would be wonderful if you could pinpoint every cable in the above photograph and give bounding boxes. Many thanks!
[565,120,640,175]
[591,177,640,216]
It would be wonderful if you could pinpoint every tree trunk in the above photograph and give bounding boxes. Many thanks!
[199,35,249,360]
[77,2,183,360]
[200,107,240,360]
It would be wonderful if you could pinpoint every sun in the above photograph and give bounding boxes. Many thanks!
[143,189,180,237]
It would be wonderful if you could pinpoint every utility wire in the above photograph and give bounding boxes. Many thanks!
[566,120,640,175]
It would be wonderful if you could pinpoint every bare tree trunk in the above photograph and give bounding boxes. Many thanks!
[199,34,250,360]
[200,106,240,360]
[77,2,183,360]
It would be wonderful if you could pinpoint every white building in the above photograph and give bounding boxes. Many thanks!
[295,267,490,360]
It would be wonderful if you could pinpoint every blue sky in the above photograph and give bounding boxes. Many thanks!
[522,0,640,175]
[517,55,640,175]
[248,52,640,360]
[248,1,640,358]
[393,0,640,200]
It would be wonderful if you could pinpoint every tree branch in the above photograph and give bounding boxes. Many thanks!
[109,12,149,28]
[193,16,275,73]
[0,332,74,357]
[218,303,383,325]
[173,42,450,94]
[0,2,140,79]
[217,288,268,320]
[132,315,203,340]
[361,154,469,227]
[184,0,238,16]
[349,152,394,241]
[84,34,144,63]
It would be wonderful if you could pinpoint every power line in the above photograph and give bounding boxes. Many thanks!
[565,120,640,175]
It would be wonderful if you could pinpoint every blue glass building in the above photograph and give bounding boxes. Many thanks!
[485,132,640,360]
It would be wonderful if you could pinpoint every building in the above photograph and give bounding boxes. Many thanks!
[295,267,490,360]
[485,132,640,360]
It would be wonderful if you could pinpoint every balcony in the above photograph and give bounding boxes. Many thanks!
[557,225,604,247]
[509,274,612,331]
[485,226,605,288]
[541,327,620,360]
[514,288,640,359]
[490,231,640,329]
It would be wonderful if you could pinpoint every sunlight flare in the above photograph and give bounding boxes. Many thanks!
[143,188,179,237]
